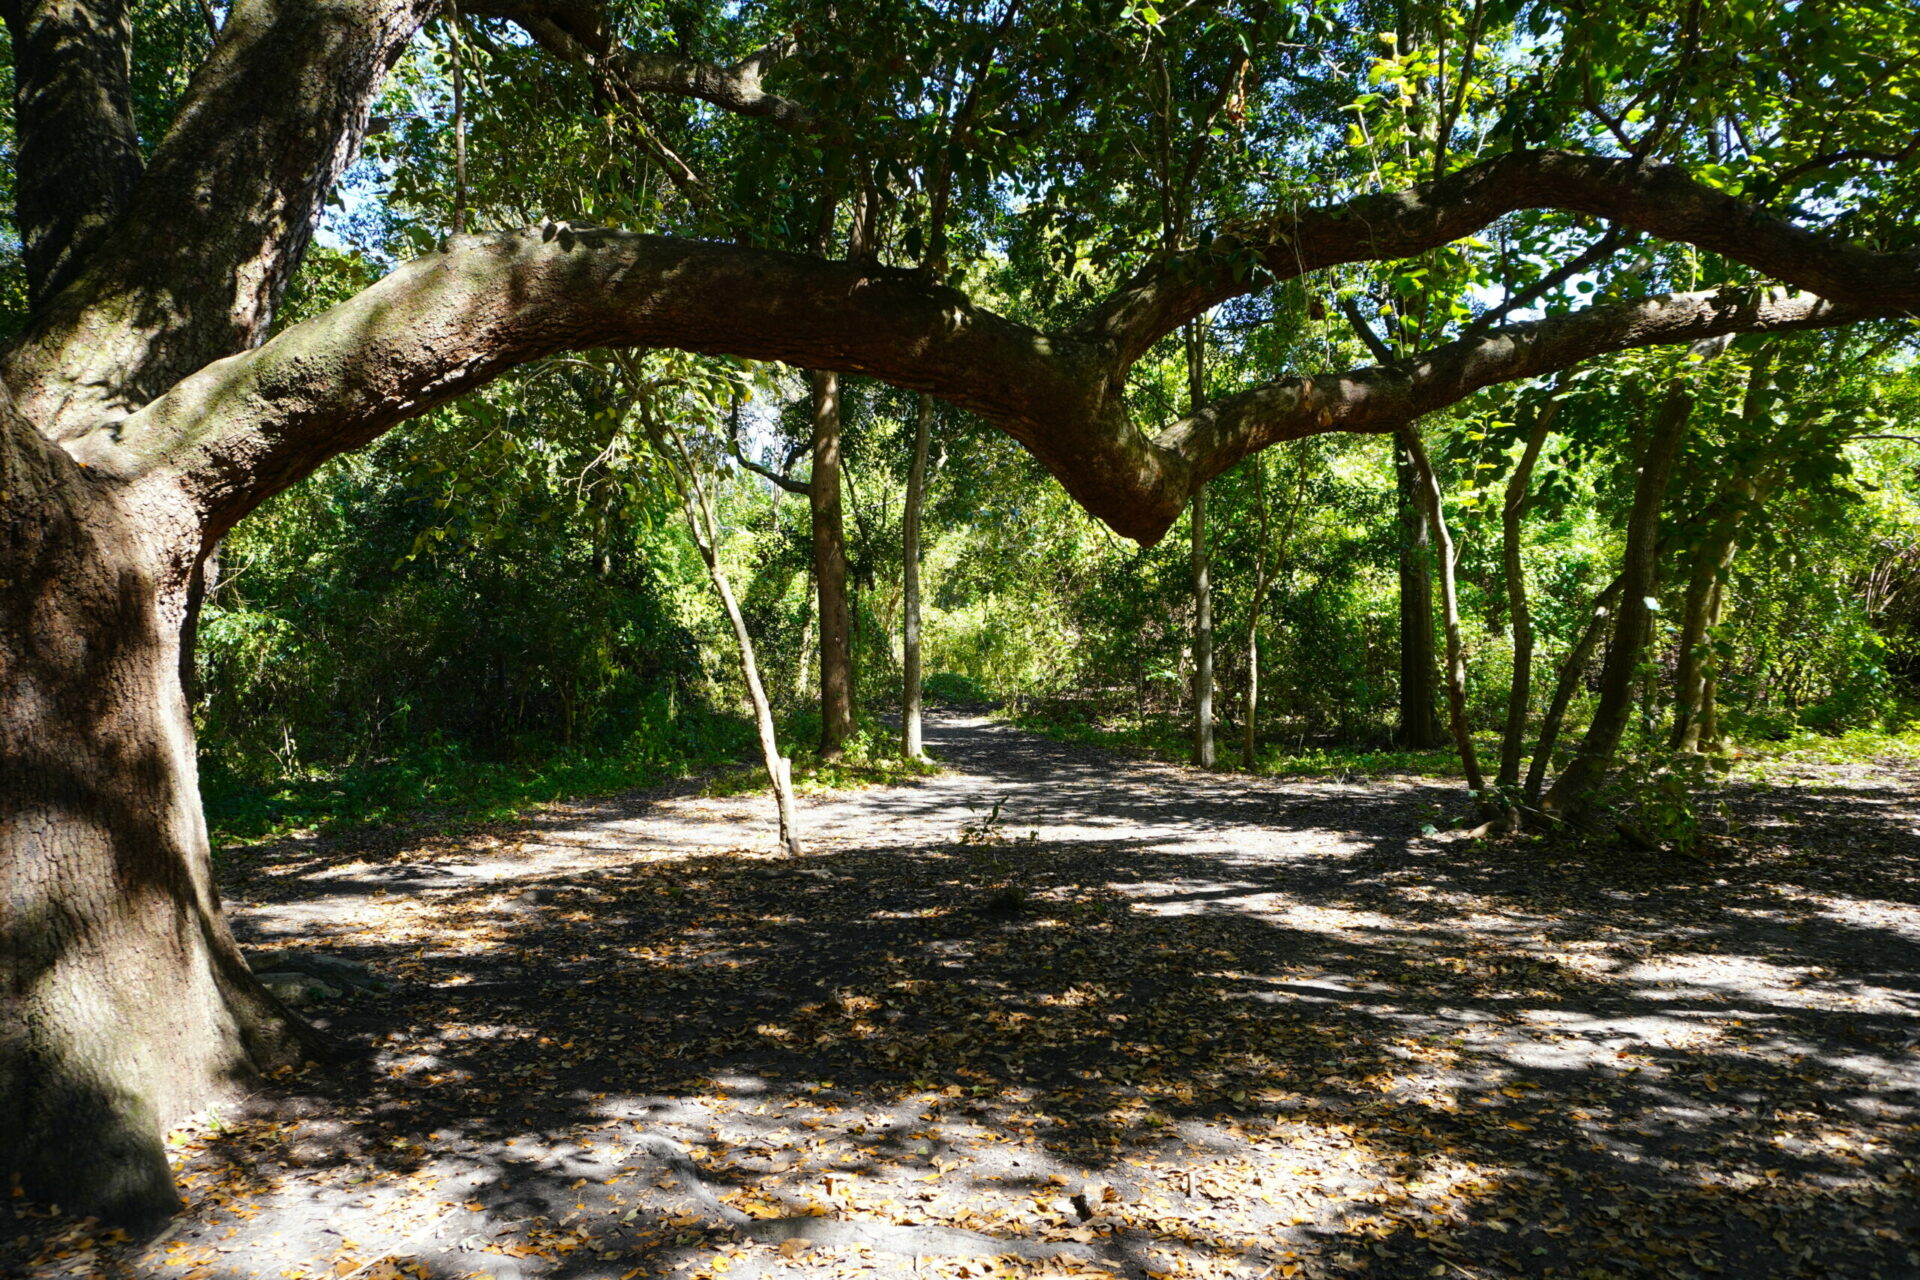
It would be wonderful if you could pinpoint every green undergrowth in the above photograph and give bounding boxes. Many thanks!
[1009,700,1473,779]
[1736,720,1920,770]
[203,709,947,851]
[699,720,942,799]
[202,711,758,850]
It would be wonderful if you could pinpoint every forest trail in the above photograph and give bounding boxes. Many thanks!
[11,714,1919,1280]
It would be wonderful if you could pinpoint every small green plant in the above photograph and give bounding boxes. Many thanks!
[1595,750,1726,855]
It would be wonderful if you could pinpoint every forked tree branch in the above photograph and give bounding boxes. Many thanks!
[2,0,436,432]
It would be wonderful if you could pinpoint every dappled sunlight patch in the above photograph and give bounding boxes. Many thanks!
[13,718,1919,1279]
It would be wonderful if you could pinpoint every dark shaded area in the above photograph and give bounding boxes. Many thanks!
[6,718,1918,1279]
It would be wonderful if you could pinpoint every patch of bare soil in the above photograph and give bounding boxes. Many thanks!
[9,715,1918,1280]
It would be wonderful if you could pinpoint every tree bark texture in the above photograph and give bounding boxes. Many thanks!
[901,393,933,760]
[1545,359,1713,818]
[1396,435,1443,749]
[809,369,855,759]
[1,418,321,1226]
[3,0,143,304]
[1188,324,1214,768]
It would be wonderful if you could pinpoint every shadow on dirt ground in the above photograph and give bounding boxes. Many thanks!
[7,715,1918,1280]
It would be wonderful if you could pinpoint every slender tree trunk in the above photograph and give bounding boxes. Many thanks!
[1524,577,1625,806]
[1546,365,1710,818]
[793,590,814,700]
[1243,630,1260,768]
[1188,323,1214,767]
[1241,446,1308,770]
[1396,434,1443,747]
[1192,484,1214,766]
[901,393,934,759]
[2,426,320,1226]
[447,1,467,235]
[1403,428,1487,797]
[1672,349,1774,751]
[1669,532,1737,752]
[667,439,803,856]
[810,369,854,759]
[1697,577,1728,750]
[1498,398,1560,789]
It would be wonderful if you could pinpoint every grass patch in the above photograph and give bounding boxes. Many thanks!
[1010,699,1474,779]
[202,712,757,849]
[699,720,942,799]
[1749,721,1920,767]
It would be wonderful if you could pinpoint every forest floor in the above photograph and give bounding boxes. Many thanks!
[11,713,1920,1280]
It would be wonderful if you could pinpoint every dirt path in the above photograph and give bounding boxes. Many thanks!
[10,714,1919,1280]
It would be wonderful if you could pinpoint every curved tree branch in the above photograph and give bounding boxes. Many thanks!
[102,227,1885,551]
[1081,149,1920,362]
[1158,287,1870,500]
[730,411,811,494]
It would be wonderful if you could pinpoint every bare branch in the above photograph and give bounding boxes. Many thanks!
[1461,226,1634,338]
[729,413,810,494]
[1338,297,1396,363]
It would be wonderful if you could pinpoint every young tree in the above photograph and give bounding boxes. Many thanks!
[3,0,1916,1223]
[640,371,805,857]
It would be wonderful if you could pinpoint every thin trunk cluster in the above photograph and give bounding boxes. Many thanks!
[1239,447,1307,769]
[1544,347,1722,818]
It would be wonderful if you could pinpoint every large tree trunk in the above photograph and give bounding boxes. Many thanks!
[901,393,933,760]
[1,421,319,1226]
[1395,433,1443,748]
[809,369,855,759]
